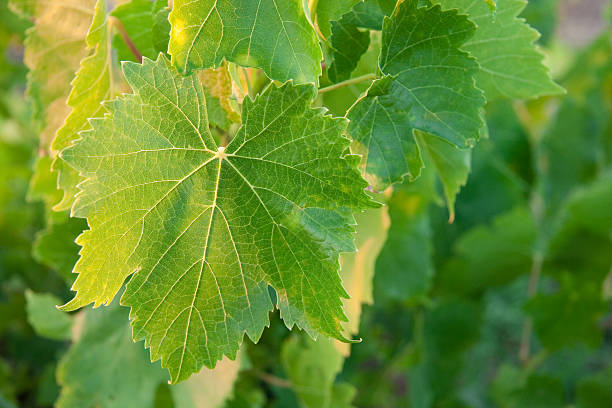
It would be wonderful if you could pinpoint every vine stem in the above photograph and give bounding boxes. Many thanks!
[255,371,292,388]
[318,73,378,94]
[519,251,543,365]
[108,16,143,63]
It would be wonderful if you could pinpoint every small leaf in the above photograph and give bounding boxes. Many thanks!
[25,290,73,341]
[315,0,361,38]
[327,20,370,83]
[415,131,471,220]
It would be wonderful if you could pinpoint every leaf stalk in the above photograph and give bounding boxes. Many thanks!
[318,73,378,94]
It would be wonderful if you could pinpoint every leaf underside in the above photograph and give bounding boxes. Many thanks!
[61,55,374,383]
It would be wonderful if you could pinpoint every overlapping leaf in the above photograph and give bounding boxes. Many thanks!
[315,0,361,38]
[281,336,356,408]
[169,0,322,84]
[60,55,374,382]
[327,0,394,83]
[111,0,167,62]
[436,0,563,100]
[9,0,95,149]
[51,0,112,211]
[56,301,169,408]
[24,290,73,341]
[347,0,485,190]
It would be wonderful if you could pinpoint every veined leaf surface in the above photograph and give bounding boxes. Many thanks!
[60,55,375,383]
[347,0,485,190]
[169,0,322,84]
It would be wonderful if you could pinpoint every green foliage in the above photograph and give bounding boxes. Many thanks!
[25,291,72,341]
[347,0,485,190]
[436,0,564,100]
[169,0,323,83]
[60,55,374,382]
[1,0,610,407]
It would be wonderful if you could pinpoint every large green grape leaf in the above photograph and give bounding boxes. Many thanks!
[436,0,563,100]
[9,0,95,149]
[347,0,485,190]
[169,0,322,84]
[59,55,375,383]
[51,0,112,211]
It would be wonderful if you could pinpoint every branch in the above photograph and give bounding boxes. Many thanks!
[519,252,543,365]
[108,16,142,63]
[255,371,292,388]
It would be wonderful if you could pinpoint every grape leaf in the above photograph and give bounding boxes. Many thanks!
[327,19,370,83]
[9,0,95,149]
[153,1,171,55]
[525,273,607,350]
[315,0,361,39]
[577,365,612,408]
[438,206,536,296]
[59,55,375,382]
[436,0,564,100]
[326,0,395,83]
[51,0,112,212]
[169,0,322,84]
[281,336,356,408]
[33,214,87,284]
[347,0,485,190]
[491,367,565,408]
[334,0,396,31]
[24,290,73,341]
[374,179,434,303]
[56,301,169,408]
[415,131,471,220]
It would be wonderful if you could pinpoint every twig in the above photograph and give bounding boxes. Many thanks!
[519,252,543,365]
[108,16,143,63]
[256,371,292,388]
[318,73,377,94]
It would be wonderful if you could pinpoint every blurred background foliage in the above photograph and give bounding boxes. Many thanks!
[1,0,612,407]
